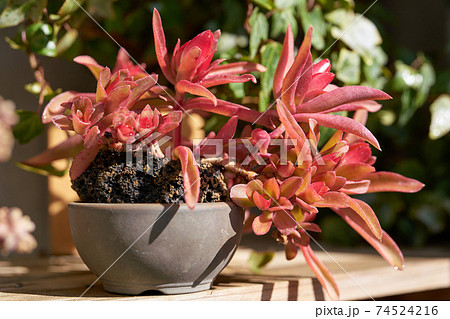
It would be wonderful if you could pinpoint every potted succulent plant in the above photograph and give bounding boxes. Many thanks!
[24,9,423,298]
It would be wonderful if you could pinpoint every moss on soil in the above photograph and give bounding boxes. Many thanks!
[72,150,229,203]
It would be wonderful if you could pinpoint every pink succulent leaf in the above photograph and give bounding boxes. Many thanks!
[344,110,369,144]
[172,146,201,209]
[253,192,272,210]
[298,222,321,232]
[301,187,324,204]
[230,184,255,208]
[21,135,83,167]
[277,162,296,178]
[176,46,203,82]
[157,111,183,136]
[307,72,335,93]
[314,191,349,208]
[341,180,370,194]
[268,197,294,211]
[175,80,217,105]
[294,52,313,106]
[51,115,73,131]
[216,116,238,140]
[280,176,303,199]
[300,245,340,300]
[96,68,111,103]
[246,179,264,199]
[252,211,273,235]
[104,85,132,115]
[320,130,344,153]
[201,74,257,88]
[73,55,103,79]
[347,196,382,240]
[333,207,405,270]
[194,58,226,80]
[84,126,100,149]
[335,163,375,181]
[208,61,266,76]
[113,48,147,78]
[184,98,273,128]
[273,24,295,100]
[126,75,158,108]
[297,86,391,114]
[327,100,382,113]
[312,59,331,74]
[273,211,297,235]
[152,9,175,83]
[294,113,380,150]
[339,142,372,165]
[295,197,319,214]
[276,100,311,162]
[251,128,271,154]
[263,177,281,200]
[281,27,313,112]
[365,172,425,193]
[331,176,347,191]
[285,239,298,260]
[42,91,81,124]
[69,144,101,180]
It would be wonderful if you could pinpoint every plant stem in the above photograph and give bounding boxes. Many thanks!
[201,157,258,180]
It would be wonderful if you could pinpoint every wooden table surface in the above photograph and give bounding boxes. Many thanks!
[1,248,449,301]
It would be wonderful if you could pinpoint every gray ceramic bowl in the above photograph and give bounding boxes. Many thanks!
[68,202,244,295]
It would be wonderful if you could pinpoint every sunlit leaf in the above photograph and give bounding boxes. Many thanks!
[248,251,274,274]
[249,7,269,59]
[13,110,44,144]
[259,41,282,111]
[429,94,450,140]
[336,48,360,85]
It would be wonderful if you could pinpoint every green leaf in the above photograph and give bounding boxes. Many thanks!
[0,0,47,28]
[56,29,78,55]
[259,41,282,111]
[248,251,274,274]
[274,0,296,9]
[13,110,45,144]
[415,59,435,107]
[249,7,269,59]
[16,162,67,177]
[429,94,450,140]
[58,0,85,16]
[24,82,62,101]
[327,9,381,56]
[271,8,297,39]
[229,82,245,99]
[0,0,8,16]
[297,1,326,50]
[251,0,274,10]
[25,22,57,57]
[336,48,360,84]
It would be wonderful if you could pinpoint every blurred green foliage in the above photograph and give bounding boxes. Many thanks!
[1,0,448,247]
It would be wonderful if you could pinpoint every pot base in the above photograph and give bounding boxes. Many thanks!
[103,281,212,295]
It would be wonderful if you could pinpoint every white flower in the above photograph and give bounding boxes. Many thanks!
[0,96,18,162]
[0,207,37,255]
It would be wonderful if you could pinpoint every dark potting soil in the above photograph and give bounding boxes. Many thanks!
[72,150,229,203]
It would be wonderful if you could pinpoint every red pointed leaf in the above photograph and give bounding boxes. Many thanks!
[201,74,256,88]
[277,100,311,162]
[175,80,217,105]
[297,86,391,113]
[280,176,303,199]
[273,24,295,100]
[365,172,425,193]
[300,246,340,300]
[152,9,175,83]
[253,192,272,210]
[347,196,382,240]
[104,85,131,114]
[314,191,349,208]
[333,207,405,270]
[335,163,375,181]
[308,72,335,92]
[294,52,313,105]
[294,113,380,149]
[73,55,103,79]
[172,146,201,209]
[341,180,370,194]
[69,145,100,180]
[209,61,266,76]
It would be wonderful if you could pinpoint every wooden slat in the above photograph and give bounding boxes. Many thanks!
[0,249,449,301]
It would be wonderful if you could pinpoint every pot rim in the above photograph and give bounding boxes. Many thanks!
[69,201,238,208]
